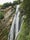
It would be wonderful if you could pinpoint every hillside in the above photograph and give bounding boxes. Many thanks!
[0,6,15,40]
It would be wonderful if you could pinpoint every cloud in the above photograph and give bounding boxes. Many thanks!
[0,0,13,4]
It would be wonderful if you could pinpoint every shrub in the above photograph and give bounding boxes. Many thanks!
[0,12,4,19]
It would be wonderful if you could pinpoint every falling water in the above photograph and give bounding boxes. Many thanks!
[8,5,20,40]
[15,5,20,39]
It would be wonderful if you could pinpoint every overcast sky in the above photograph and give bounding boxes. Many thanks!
[0,0,14,4]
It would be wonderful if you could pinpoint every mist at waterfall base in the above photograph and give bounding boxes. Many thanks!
[8,5,20,40]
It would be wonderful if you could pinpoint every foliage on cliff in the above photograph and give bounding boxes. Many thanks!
[16,0,30,40]
[0,12,4,19]
[1,1,19,9]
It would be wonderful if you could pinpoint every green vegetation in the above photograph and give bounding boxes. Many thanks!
[1,1,20,9]
[16,0,30,40]
[0,12,4,19]
[1,3,10,9]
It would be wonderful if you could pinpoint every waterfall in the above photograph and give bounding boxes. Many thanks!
[15,6,20,39]
[8,5,20,40]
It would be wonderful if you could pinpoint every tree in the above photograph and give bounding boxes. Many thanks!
[1,3,10,9]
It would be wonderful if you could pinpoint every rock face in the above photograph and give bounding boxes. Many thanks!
[8,5,20,40]
[0,6,15,40]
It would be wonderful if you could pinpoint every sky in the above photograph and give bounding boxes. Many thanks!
[0,0,23,5]
[0,0,14,4]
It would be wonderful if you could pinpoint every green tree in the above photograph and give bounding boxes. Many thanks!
[1,3,10,9]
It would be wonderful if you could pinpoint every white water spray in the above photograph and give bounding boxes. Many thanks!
[8,5,20,40]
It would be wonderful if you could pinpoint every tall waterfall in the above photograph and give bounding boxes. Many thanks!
[8,5,20,40]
